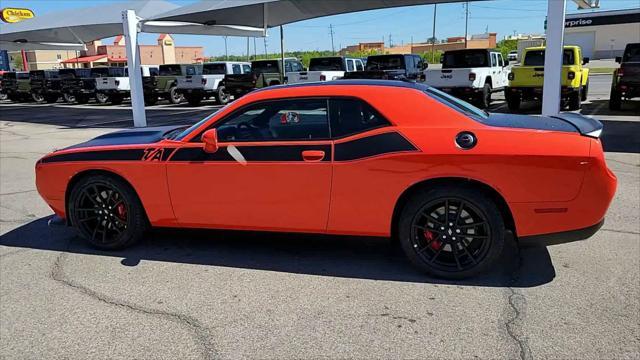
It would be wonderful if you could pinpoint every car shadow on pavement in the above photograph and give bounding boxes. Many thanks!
[1,216,556,288]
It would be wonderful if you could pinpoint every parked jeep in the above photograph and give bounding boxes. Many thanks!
[224,58,304,97]
[177,61,251,106]
[1,72,18,101]
[506,45,589,111]
[143,64,195,105]
[342,54,427,81]
[0,71,8,101]
[59,68,96,104]
[287,56,364,84]
[610,43,640,110]
[425,49,509,108]
[30,69,62,103]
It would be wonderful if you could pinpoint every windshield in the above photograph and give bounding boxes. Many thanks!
[623,44,640,62]
[252,60,279,74]
[443,50,488,68]
[424,86,489,120]
[174,113,217,141]
[524,49,575,66]
[203,63,227,75]
[366,56,405,70]
[90,68,110,78]
[309,57,344,71]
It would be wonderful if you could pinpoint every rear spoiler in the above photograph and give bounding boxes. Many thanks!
[550,112,603,138]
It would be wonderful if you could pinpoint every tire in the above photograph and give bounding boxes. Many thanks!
[215,86,230,105]
[505,91,521,112]
[478,83,492,109]
[95,91,110,104]
[168,86,183,104]
[186,94,202,106]
[567,89,581,111]
[110,94,123,105]
[144,94,158,106]
[68,174,148,250]
[397,186,505,279]
[0,92,7,101]
[31,92,45,103]
[609,88,622,111]
[581,80,589,102]
[63,92,76,103]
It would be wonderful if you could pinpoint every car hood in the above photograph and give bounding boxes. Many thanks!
[482,112,602,137]
[64,125,186,150]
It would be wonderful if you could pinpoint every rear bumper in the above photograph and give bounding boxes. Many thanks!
[615,82,640,98]
[518,219,604,247]
[99,89,129,95]
[507,86,580,100]
[176,88,216,96]
[438,87,482,98]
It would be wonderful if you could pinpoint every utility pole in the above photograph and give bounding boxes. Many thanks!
[254,37,257,60]
[431,4,437,62]
[263,37,268,59]
[329,24,336,54]
[389,33,393,48]
[224,36,228,60]
[464,1,469,49]
[246,37,250,61]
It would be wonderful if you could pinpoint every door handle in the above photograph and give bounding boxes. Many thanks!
[302,150,325,162]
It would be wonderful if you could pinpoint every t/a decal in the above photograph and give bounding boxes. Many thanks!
[142,148,165,162]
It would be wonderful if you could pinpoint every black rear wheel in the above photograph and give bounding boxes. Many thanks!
[169,86,183,104]
[581,80,589,101]
[567,89,582,111]
[398,186,505,279]
[95,91,110,104]
[31,92,45,103]
[478,83,492,109]
[69,175,147,250]
[63,92,76,103]
[215,86,230,105]
[505,91,521,112]
[609,88,622,110]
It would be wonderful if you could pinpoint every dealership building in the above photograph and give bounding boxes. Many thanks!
[564,8,640,59]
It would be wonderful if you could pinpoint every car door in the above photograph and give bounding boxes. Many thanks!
[496,53,508,88]
[166,98,333,232]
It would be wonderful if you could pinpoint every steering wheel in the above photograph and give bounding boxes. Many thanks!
[236,121,263,140]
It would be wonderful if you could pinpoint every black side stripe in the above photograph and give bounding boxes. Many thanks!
[170,145,332,162]
[334,132,418,161]
[40,149,147,163]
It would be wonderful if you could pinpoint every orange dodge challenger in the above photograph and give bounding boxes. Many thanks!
[36,80,617,278]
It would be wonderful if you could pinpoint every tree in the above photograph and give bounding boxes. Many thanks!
[496,39,518,59]
[10,53,24,71]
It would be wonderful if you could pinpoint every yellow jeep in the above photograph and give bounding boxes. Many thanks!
[506,45,590,111]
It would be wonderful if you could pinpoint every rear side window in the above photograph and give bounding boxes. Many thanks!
[159,65,182,76]
[232,64,241,74]
[355,60,364,71]
[329,98,390,138]
[346,60,355,72]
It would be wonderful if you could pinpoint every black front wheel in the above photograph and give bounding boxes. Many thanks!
[69,175,147,250]
[567,89,582,111]
[215,86,230,105]
[95,92,110,104]
[398,186,505,279]
[63,92,76,103]
[168,87,183,104]
[581,80,589,102]
[31,92,45,103]
[478,83,492,109]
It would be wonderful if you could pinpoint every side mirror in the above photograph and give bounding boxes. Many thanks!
[504,59,510,67]
[615,56,622,64]
[202,129,219,153]
[582,57,590,65]
[421,62,428,70]
[439,55,444,64]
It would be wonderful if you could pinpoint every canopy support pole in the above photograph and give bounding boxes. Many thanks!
[542,0,567,116]
[280,25,285,83]
[122,9,147,127]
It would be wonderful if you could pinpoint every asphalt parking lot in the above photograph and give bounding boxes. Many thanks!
[1,75,638,359]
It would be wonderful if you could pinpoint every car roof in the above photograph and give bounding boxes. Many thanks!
[525,45,579,51]
[257,79,430,93]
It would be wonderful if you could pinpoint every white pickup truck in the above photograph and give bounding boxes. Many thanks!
[177,61,251,106]
[425,49,510,108]
[287,57,364,84]
[94,66,158,105]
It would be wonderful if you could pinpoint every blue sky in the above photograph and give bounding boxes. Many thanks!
[3,0,639,56]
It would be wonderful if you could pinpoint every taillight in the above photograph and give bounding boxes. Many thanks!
[568,71,575,80]
[320,75,326,81]
[618,68,624,77]
[202,78,207,85]
[508,72,514,81]
[469,72,476,81]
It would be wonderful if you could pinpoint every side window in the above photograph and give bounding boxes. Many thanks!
[293,61,303,72]
[285,61,293,73]
[232,64,241,74]
[329,98,391,138]
[355,60,364,71]
[346,60,355,72]
[415,56,424,70]
[491,53,498,67]
[405,56,414,72]
[242,64,251,73]
[215,99,329,142]
[497,54,504,67]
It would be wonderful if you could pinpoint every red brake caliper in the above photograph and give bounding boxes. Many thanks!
[115,203,127,220]
[424,229,442,251]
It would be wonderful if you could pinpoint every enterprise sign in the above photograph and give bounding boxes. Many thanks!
[565,12,640,28]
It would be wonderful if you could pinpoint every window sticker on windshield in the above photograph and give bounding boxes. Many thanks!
[280,111,300,125]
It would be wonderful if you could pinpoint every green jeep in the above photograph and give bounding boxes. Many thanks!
[30,70,62,103]
[224,58,304,97]
[7,72,33,102]
[143,64,197,105]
